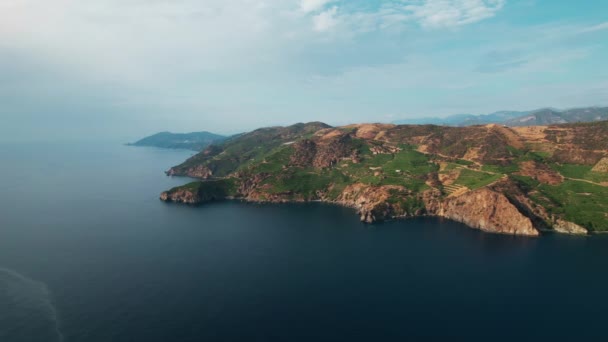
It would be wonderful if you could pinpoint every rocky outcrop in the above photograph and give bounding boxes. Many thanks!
[335,184,410,223]
[592,157,608,173]
[160,180,540,236]
[167,165,213,178]
[553,148,604,165]
[517,160,563,185]
[489,179,552,231]
[289,135,360,168]
[313,134,358,168]
[161,180,235,204]
[436,188,539,236]
[290,140,317,167]
[160,188,200,204]
[553,220,588,235]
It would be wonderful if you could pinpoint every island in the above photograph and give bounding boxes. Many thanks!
[160,121,608,236]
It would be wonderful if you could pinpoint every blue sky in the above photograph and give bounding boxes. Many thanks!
[1,0,607,141]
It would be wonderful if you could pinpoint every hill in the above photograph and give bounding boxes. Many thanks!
[161,121,608,236]
[128,131,227,151]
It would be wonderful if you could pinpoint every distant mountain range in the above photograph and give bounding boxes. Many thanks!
[393,107,608,127]
[131,106,608,151]
[128,131,227,151]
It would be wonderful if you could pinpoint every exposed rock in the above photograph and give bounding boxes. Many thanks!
[335,183,417,223]
[290,139,317,167]
[313,134,357,168]
[369,143,401,155]
[167,165,213,179]
[237,173,269,197]
[517,160,563,185]
[161,180,235,204]
[160,189,200,204]
[553,148,604,165]
[489,178,552,231]
[592,157,608,173]
[436,188,539,236]
[346,123,395,140]
[553,220,588,235]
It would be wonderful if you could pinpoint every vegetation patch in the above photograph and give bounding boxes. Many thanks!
[552,164,608,183]
[538,180,608,231]
[454,169,503,190]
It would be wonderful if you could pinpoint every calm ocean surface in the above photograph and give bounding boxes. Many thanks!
[0,142,607,341]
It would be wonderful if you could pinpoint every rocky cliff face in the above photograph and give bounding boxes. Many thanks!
[160,181,538,236]
[334,181,539,236]
[167,165,213,179]
[334,183,421,223]
[435,188,539,236]
[160,188,200,204]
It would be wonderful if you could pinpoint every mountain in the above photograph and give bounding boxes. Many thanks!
[394,106,608,127]
[160,121,608,236]
[128,131,227,151]
[505,107,608,126]
[393,110,531,126]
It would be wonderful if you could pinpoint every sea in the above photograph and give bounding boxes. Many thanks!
[0,142,607,341]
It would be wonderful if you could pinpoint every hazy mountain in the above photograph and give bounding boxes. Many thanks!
[128,131,227,151]
[394,107,608,127]
[505,107,608,126]
[393,111,531,126]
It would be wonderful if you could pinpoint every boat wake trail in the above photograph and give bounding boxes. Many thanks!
[0,267,65,342]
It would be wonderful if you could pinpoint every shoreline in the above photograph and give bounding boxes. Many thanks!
[159,194,548,237]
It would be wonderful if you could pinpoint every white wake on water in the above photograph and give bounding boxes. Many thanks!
[0,267,65,342]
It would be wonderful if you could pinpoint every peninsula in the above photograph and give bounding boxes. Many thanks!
[161,121,608,236]
[128,131,226,151]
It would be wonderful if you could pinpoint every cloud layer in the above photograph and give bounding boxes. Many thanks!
[404,0,506,28]
[1,0,607,141]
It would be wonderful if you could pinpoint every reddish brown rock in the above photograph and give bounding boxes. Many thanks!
[335,183,421,223]
[167,165,213,179]
[517,160,563,185]
[160,189,200,204]
[553,220,588,235]
[437,188,539,236]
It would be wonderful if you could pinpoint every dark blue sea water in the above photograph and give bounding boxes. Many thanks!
[1,142,607,341]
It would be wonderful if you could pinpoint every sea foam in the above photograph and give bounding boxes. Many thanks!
[0,267,64,342]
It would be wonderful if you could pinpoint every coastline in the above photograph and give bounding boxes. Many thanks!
[160,186,544,237]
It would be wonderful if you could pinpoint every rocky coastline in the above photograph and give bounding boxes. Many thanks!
[160,180,542,236]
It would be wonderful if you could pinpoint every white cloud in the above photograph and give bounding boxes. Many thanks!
[300,0,333,13]
[309,0,507,34]
[312,6,338,32]
[404,0,506,29]
[579,22,608,33]
[1,0,605,141]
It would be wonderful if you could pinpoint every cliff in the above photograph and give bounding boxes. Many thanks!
[436,188,538,236]
[161,121,608,236]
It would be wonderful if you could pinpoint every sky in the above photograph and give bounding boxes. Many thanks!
[1,0,608,141]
